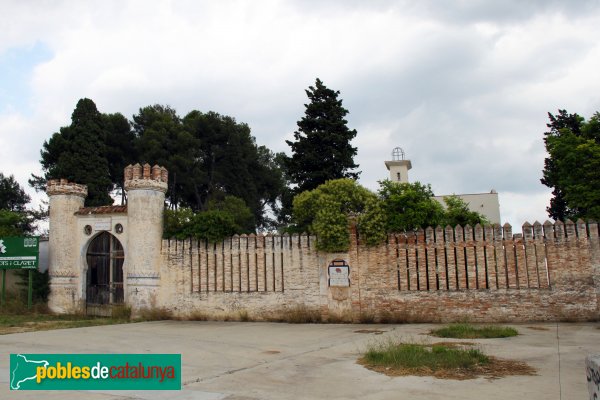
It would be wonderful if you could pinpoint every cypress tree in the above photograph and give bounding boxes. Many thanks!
[39,98,113,206]
[285,78,360,194]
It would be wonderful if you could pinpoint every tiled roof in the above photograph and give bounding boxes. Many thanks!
[75,205,127,215]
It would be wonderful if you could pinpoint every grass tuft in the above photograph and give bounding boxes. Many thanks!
[430,323,518,339]
[362,339,489,372]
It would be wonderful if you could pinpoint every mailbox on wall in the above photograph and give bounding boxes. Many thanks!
[328,259,350,287]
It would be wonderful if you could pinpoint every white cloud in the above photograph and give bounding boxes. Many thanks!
[1,0,600,225]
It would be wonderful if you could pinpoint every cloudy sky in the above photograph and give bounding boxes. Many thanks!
[1,0,600,228]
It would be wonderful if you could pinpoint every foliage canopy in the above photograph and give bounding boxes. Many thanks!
[31,99,284,231]
[541,109,600,221]
[0,172,37,235]
[292,179,488,252]
[32,99,115,206]
[163,195,254,242]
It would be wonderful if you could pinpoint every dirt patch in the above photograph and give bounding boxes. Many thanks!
[358,356,536,380]
[354,329,386,335]
[526,326,550,331]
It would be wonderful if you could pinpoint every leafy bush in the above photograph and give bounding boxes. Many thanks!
[185,210,238,242]
[292,179,385,251]
[290,179,491,252]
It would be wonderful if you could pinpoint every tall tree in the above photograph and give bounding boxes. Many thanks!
[31,98,113,206]
[180,110,283,227]
[284,78,359,194]
[134,108,284,228]
[541,110,600,221]
[133,104,188,207]
[103,112,137,204]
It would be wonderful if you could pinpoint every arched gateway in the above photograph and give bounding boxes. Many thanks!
[45,164,168,316]
[86,232,124,305]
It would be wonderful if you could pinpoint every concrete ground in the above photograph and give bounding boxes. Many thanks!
[0,321,598,399]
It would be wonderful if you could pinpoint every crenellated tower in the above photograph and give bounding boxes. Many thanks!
[123,163,168,311]
[46,179,88,313]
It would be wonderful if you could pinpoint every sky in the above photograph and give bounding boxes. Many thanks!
[1,0,600,229]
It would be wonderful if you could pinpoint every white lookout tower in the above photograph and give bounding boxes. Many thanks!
[385,147,412,183]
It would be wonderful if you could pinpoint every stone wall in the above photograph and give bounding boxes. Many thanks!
[158,220,600,322]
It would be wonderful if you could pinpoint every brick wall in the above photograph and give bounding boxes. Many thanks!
[157,220,600,322]
[157,234,324,319]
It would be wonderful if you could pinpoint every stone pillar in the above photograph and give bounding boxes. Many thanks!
[46,179,88,313]
[124,163,168,312]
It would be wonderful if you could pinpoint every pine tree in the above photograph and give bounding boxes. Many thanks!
[284,78,360,194]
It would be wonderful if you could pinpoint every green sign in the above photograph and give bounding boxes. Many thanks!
[0,237,39,270]
[10,353,182,390]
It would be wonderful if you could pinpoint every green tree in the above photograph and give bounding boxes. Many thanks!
[31,98,113,206]
[378,180,445,232]
[440,195,488,227]
[284,78,359,196]
[0,209,30,236]
[136,108,284,228]
[103,112,137,204]
[207,196,254,233]
[541,110,600,221]
[162,199,250,243]
[0,173,35,235]
[0,174,49,301]
[133,104,189,208]
[0,173,30,212]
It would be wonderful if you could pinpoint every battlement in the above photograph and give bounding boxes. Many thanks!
[46,179,88,198]
[124,163,168,192]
